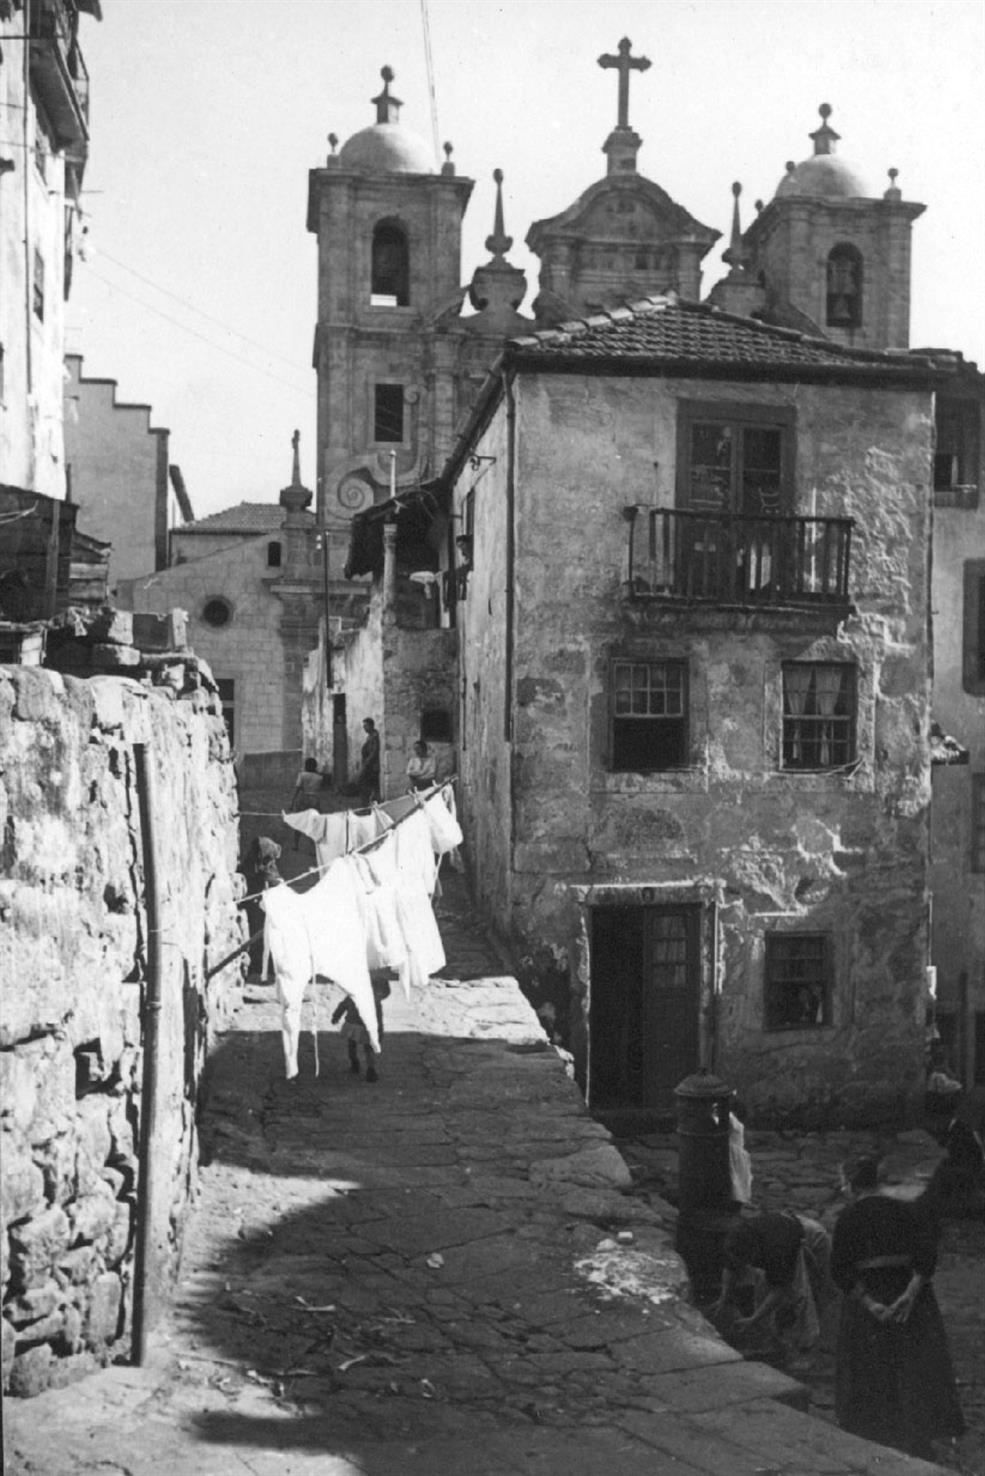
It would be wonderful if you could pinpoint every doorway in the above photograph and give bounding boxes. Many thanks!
[589,904,701,1115]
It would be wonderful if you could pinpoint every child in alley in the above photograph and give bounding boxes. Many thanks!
[332,975,391,1082]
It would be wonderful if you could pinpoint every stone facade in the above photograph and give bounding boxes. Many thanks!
[444,336,937,1126]
[0,3,100,501]
[930,378,985,1083]
[1,655,244,1396]
[121,472,322,759]
[63,355,174,588]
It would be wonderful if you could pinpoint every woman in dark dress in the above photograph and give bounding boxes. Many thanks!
[831,1156,964,1460]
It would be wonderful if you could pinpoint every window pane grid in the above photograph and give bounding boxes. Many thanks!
[765,934,829,1030]
[611,660,687,771]
[782,663,855,769]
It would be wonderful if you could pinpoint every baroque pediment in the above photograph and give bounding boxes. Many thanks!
[527,175,718,258]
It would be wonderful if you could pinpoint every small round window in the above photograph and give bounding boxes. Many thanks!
[202,596,232,628]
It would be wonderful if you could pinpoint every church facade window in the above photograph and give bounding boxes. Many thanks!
[371,221,410,306]
[826,244,863,329]
[374,383,404,443]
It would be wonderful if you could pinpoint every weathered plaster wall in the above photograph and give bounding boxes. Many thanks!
[454,370,934,1121]
[0,664,244,1396]
[931,483,985,1078]
[381,624,457,799]
[124,537,310,756]
[63,357,168,585]
[337,591,384,788]
[454,408,514,930]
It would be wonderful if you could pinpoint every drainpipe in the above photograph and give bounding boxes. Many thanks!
[132,742,164,1366]
[503,371,517,865]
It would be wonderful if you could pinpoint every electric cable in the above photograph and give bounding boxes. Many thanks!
[81,264,315,397]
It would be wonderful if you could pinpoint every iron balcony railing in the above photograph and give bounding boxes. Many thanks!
[29,3,90,152]
[623,507,854,606]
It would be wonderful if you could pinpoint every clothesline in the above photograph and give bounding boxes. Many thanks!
[238,775,459,904]
[206,777,458,980]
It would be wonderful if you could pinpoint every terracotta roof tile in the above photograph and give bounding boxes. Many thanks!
[179,502,309,534]
[506,295,938,374]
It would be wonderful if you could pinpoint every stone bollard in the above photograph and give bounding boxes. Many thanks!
[673,1069,735,1301]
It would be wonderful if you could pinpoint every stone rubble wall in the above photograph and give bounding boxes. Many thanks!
[1,621,245,1396]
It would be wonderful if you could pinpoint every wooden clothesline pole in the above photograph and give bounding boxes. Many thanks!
[206,777,459,981]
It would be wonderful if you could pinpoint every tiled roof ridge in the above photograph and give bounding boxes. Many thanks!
[507,293,941,370]
[180,500,306,532]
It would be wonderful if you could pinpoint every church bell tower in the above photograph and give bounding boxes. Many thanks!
[306,67,474,530]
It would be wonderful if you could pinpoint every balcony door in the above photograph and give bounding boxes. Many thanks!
[676,401,795,598]
[589,904,701,1115]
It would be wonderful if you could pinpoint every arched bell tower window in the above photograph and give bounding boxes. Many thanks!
[826,244,863,329]
[371,221,410,307]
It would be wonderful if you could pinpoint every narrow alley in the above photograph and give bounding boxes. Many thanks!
[4,845,974,1476]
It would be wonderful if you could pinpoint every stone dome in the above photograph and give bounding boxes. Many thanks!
[774,104,870,202]
[338,121,434,175]
[775,153,869,201]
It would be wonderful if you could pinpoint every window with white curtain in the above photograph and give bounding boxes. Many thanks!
[781,662,856,770]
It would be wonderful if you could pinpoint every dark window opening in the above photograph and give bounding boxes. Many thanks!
[32,249,44,321]
[589,904,701,1112]
[216,678,235,747]
[371,222,410,306]
[421,708,452,743]
[972,774,985,874]
[202,597,232,628]
[266,540,282,568]
[826,244,863,328]
[963,562,985,694]
[678,402,793,515]
[765,933,831,1030]
[781,662,856,770]
[374,384,404,443]
[611,660,688,771]
[935,399,981,492]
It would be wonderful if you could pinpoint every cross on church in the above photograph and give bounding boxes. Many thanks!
[597,37,651,130]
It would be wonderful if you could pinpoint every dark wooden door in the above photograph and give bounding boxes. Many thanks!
[590,905,701,1113]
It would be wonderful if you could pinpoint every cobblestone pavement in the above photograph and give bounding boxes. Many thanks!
[618,1125,985,1475]
[3,857,969,1475]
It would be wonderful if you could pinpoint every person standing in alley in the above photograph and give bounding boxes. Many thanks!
[406,739,436,792]
[831,1155,965,1461]
[331,976,390,1083]
[290,756,324,812]
[355,717,380,805]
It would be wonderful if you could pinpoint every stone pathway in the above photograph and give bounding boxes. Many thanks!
[3,865,964,1475]
[619,1125,985,1475]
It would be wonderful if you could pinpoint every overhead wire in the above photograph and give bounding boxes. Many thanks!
[420,0,441,169]
[81,264,315,397]
[94,246,312,374]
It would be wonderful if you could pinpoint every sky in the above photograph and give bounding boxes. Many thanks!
[66,0,985,521]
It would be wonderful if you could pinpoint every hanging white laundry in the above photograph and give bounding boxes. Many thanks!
[364,828,444,996]
[261,883,315,1080]
[422,791,463,855]
[302,856,381,1052]
[352,847,407,974]
[348,809,390,851]
[394,809,438,895]
[282,809,349,874]
[372,814,445,997]
[262,861,381,1079]
[379,794,419,827]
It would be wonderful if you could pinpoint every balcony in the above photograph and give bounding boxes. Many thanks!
[623,507,854,608]
[29,3,90,159]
